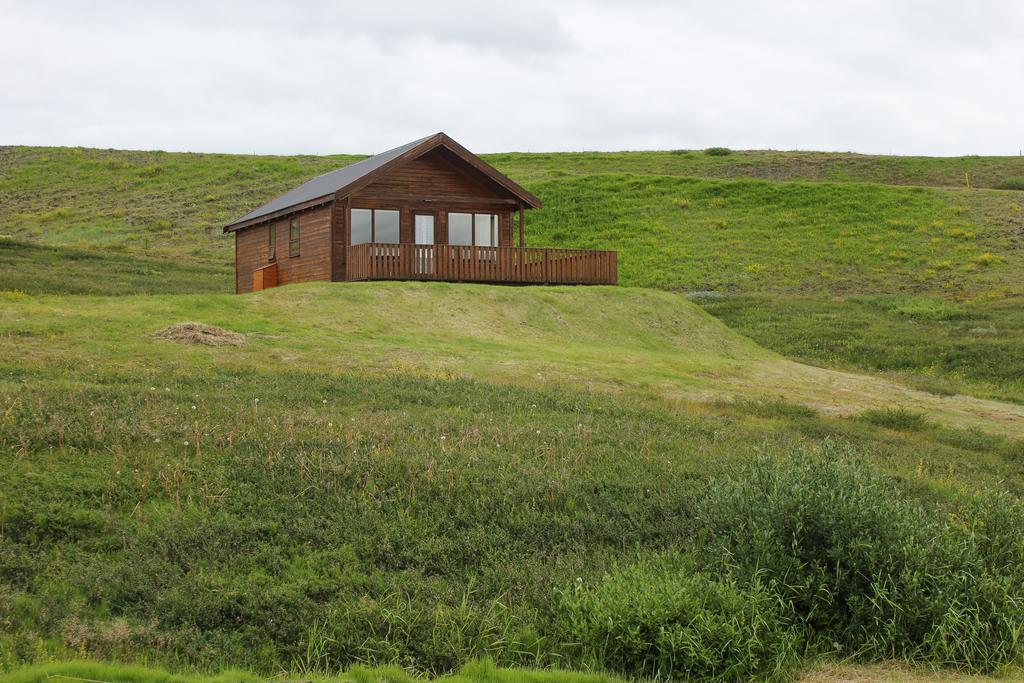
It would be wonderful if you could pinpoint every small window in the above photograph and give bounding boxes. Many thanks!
[474,214,498,247]
[268,223,276,260]
[351,209,372,245]
[289,218,300,257]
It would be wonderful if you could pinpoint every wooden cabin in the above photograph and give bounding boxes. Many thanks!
[224,133,617,293]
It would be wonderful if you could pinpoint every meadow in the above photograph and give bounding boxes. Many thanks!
[3,144,1024,681]
[3,144,1023,401]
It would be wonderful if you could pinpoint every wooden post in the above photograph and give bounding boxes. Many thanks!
[519,203,525,248]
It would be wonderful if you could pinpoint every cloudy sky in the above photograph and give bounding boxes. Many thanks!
[2,0,1022,156]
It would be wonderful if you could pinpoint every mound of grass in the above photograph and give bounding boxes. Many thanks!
[153,321,245,346]
[704,147,733,156]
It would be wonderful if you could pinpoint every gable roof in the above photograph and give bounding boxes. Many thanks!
[224,132,541,232]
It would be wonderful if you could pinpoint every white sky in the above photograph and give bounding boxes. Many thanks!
[2,0,1023,156]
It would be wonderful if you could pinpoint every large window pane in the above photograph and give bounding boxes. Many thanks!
[474,214,497,247]
[449,213,472,246]
[375,210,400,243]
[351,209,371,245]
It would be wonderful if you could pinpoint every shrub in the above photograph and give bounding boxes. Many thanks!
[859,407,930,431]
[704,147,733,156]
[993,177,1024,190]
[558,554,798,681]
[696,453,1024,670]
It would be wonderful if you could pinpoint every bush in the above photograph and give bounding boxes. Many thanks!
[859,407,930,431]
[558,554,798,681]
[696,452,1024,670]
[993,177,1024,190]
[704,147,733,156]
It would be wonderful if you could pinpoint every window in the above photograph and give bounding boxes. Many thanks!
[449,212,498,246]
[350,208,400,244]
[375,210,400,243]
[289,218,300,257]
[267,222,276,260]
[448,213,473,245]
[352,209,372,245]
[474,214,498,247]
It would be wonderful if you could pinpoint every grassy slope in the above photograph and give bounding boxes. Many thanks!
[3,283,1022,434]
[0,240,230,295]
[3,146,1022,300]
[3,145,1024,403]
[4,146,1024,679]
[3,283,1023,677]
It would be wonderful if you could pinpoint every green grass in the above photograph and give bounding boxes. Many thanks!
[4,145,1024,680]
[0,660,622,683]
[2,283,1024,678]
[523,175,1023,295]
[700,294,1024,404]
[0,239,230,295]
[488,149,1024,190]
[3,149,1020,295]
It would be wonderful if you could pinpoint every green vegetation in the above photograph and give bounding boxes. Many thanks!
[701,295,1024,404]
[0,660,621,683]
[4,144,1022,406]
[524,175,1023,295]
[4,144,1024,680]
[0,239,229,295]
[2,283,1024,680]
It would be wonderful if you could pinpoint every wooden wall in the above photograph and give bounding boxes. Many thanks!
[234,202,333,293]
[235,146,525,289]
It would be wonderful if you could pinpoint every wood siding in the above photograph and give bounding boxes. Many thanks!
[231,138,617,291]
[234,203,333,294]
[358,147,510,200]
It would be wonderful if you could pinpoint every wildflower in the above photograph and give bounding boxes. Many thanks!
[191,405,197,410]
[150,387,156,391]
[165,387,170,392]
[536,430,541,435]
[183,441,189,446]
[254,398,260,403]
[322,399,328,404]
[441,435,447,441]
[328,422,333,427]
[154,438,161,443]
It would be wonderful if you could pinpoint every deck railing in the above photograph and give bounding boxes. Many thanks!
[345,244,617,285]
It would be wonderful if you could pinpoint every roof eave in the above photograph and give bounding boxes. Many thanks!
[223,193,335,233]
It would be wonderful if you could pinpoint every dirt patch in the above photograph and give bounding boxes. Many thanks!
[152,321,245,346]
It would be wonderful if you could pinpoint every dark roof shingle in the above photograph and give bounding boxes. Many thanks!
[225,134,434,230]
[224,133,540,231]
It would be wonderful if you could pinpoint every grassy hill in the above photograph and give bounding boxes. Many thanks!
[3,283,1024,679]
[3,144,1024,403]
[4,145,1024,680]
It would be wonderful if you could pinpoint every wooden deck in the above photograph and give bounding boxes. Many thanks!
[344,244,617,285]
